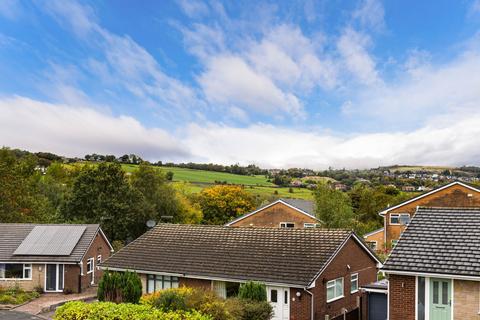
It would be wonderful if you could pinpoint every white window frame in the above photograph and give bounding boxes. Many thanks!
[390,213,410,225]
[0,263,32,280]
[391,239,399,248]
[350,273,359,294]
[326,277,344,303]
[97,255,102,270]
[303,223,318,228]
[86,258,94,274]
[279,222,295,228]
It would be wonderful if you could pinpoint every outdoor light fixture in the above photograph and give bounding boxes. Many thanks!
[296,291,301,297]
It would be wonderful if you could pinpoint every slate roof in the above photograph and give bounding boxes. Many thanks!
[382,207,480,277]
[0,224,103,263]
[280,198,316,215]
[102,224,355,287]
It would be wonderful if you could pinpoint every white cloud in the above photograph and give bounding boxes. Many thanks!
[176,0,209,18]
[0,97,189,160]
[198,55,304,117]
[337,28,380,85]
[39,0,201,119]
[183,114,480,169]
[471,0,480,15]
[352,0,385,32]
[350,50,480,123]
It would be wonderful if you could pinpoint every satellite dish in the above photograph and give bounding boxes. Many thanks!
[146,220,156,228]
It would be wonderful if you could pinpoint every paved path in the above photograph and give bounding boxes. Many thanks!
[0,310,41,320]
[14,288,96,315]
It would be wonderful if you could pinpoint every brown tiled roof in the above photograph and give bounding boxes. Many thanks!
[0,224,103,263]
[102,224,352,287]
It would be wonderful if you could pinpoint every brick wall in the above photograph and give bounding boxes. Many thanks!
[289,288,312,320]
[386,184,480,245]
[363,229,385,252]
[230,202,318,228]
[311,237,378,320]
[79,231,112,292]
[454,279,480,320]
[388,274,415,320]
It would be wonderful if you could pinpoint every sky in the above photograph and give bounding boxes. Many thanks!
[1,0,480,169]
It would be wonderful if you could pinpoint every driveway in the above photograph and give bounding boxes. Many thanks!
[0,311,42,320]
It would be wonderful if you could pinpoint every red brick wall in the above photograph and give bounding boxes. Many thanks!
[290,288,312,320]
[79,231,112,292]
[230,202,318,228]
[388,274,415,320]
[311,238,378,320]
[64,264,81,293]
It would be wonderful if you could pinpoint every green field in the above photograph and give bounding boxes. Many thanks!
[69,162,313,200]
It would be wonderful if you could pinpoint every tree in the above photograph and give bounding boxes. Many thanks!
[0,148,53,223]
[60,163,148,241]
[197,185,256,224]
[313,182,355,229]
[238,282,267,301]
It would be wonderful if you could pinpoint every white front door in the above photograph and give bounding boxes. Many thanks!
[267,286,290,320]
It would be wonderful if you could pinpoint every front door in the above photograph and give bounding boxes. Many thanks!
[267,286,290,320]
[429,278,451,320]
[45,264,64,292]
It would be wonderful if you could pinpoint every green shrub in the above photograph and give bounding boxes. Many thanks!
[155,289,188,311]
[54,301,212,320]
[238,281,267,302]
[97,270,142,303]
[241,300,273,320]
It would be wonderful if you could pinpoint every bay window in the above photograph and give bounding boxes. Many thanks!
[147,275,179,293]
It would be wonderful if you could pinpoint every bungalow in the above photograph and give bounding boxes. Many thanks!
[226,198,321,228]
[382,207,480,320]
[101,224,381,320]
[0,223,113,293]
[364,181,480,251]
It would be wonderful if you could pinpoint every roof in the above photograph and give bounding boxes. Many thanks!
[382,207,480,278]
[361,279,388,292]
[102,224,362,287]
[14,225,86,256]
[379,181,480,216]
[225,198,319,226]
[363,228,384,238]
[0,224,109,263]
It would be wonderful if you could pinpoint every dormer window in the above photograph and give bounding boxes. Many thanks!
[280,222,295,228]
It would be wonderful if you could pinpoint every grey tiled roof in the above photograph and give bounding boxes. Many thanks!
[0,224,102,263]
[102,224,352,287]
[382,207,480,277]
[280,198,316,215]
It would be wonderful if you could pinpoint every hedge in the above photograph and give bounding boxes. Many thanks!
[54,301,212,320]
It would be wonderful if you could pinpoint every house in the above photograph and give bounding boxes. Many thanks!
[0,224,113,293]
[363,228,384,252]
[364,181,480,251]
[101,224,381,320]
[225,198,321,228]
[382,207,480,320]
[401,185,416,192]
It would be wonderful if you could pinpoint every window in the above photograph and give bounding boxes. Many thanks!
[304,223,317,228]
[284,290,288,304]
[97,255,102,270]
[326,277,344,302]
[390,213,410,225]
[86,258,94,274]
[146,275,179,293]
[280,222,295,228]
[417,277,425,320]
[0,264,32,280]
[350,274,358,293]
[391,240,399,248]
[366,241,377,250]
[270,289,278,302]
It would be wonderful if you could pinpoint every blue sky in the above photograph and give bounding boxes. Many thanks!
[1,0,480,168]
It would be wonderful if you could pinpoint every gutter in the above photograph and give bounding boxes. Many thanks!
[304,288,314,320]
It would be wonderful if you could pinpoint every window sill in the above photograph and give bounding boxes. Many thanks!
[0,278,32,281]
[87,271,93,274]
[351,290,359,294]
[327,296,344,303]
